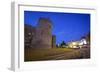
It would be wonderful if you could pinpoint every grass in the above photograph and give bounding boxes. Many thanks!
[24,48,74,61]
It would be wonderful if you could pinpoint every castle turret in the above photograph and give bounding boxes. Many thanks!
[32,17,53,49]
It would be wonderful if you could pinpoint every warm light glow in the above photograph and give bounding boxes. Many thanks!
[72,42,77,45]
[68,42,79,48]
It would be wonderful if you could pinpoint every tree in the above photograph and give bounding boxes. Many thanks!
[60,41,66,48]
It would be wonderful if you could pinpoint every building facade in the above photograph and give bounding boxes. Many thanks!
[25,18,56,49]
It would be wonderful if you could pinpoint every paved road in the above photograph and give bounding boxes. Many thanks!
[45,48,90,60]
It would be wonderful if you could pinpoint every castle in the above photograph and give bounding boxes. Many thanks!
[25,18,56,49]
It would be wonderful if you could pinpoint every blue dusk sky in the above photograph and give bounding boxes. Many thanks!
[24,11,90,44]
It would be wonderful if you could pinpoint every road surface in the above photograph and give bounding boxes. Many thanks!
[44,48,90,60]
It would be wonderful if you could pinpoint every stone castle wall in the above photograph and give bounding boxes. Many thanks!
[25,18,56,49]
